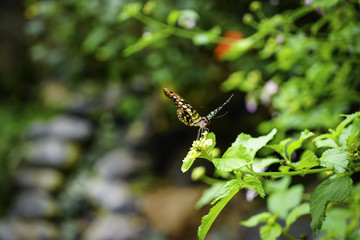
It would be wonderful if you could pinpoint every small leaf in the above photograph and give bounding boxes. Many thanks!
[233,129,277,158]
[243,176,265,198]
[212,158,250,172]
[267,138,291,160]
[264,176,291,193]
[196,182,225,209]
[285,203,310,230]
[198,183,239,240]
[268,184,304,219]
[212,179,241,203]
[223,37,256,60]
[181,157,196,173]
[167,10,180,25]
[310,175,353,236]
[241,212,272,227]
[314,138,338,149]
[321,208,353,240]
[253,157,281,171]
[296,150,319,170]
[335,111,360,138]
[319,148,349,173]
[286,130,314,160]
[259,223,282,240]
[212,144,252,172]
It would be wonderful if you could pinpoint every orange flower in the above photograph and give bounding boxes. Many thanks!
[214,30,244,60]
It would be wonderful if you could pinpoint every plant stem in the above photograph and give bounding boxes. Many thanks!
[237,167,333,177]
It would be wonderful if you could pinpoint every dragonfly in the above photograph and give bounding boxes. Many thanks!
[163,88,234,139]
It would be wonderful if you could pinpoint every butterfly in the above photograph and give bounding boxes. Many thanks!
[163,88,233,138]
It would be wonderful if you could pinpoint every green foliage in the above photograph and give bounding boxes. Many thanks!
[184,111,360,239]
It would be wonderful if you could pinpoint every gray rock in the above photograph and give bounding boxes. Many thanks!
[86,178,133,211]
[27,115,92,141]
[95,149,149,180]
[14,168,63,191]
[25,138,78,168]
[47,116,92,140]
[0,218,59,240]
[13,190,59,218]
[82,214,146,240]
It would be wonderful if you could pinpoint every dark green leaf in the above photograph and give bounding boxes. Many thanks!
[310,175,353,236]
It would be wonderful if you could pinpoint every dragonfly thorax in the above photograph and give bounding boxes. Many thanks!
[192,117,209,129]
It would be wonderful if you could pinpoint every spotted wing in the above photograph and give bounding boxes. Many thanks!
[163,88,202,126]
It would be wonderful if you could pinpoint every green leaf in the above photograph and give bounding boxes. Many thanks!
[285,203,309,231]
[314,138,338,149]
[241,212,272,227]
[264,176,291,193]
[319,148,349,173]
[253,157,281,171]
[286,130,314,161]
[212,144,252,172]
[196,182,225,209]
[167,10,180,25]
[335,111,360,138]
[198,183,239,240]
[243,176,265,198]
[310,175,353,236]
[267,138,291,160]
[82,27,109,53]
[233,129,277,158]
[268,184,304,219]
[321,208,353,240]
[221,71,247,92]
[348,228,360,240]
[118,2,142,21]
[312,0,340,8]
[212,179,241,203]
[223,37,256,60]
[295,150,319,170]
[181,156,196,173]
[259,223,282,240]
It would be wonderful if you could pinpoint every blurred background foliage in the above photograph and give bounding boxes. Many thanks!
[0,0,359,232]
[22,0,360,133]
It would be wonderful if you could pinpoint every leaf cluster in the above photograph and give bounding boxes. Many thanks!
[184,112,360,240]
